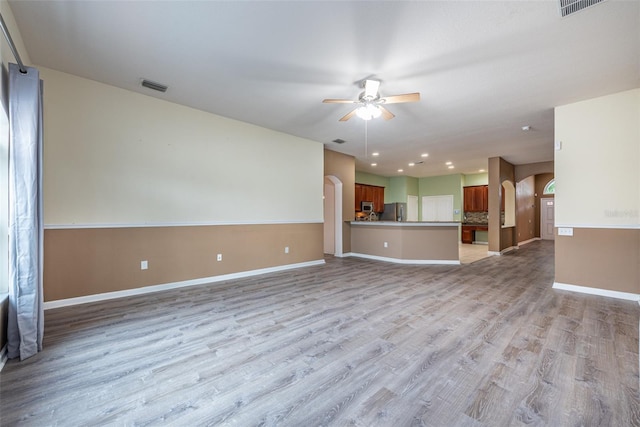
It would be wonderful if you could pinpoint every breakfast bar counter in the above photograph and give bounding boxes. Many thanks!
[349,221,460,264]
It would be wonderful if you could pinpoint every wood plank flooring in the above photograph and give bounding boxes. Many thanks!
[1,241,638,426]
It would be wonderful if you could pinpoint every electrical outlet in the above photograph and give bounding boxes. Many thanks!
[284,246,289,254]
[558,227,573,236]
[217,254,222,261]
[141,260,148,270]
[383,242,388,248]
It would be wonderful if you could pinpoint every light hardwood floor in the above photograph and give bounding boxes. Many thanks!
[1,241,638,426]
[459,243,489,264]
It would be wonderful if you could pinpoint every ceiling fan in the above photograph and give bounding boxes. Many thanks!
[323,79,420,121]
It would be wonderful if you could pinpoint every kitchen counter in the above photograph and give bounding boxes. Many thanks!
[349,221,460,264]
[352,221,460,227]
[461,223,488,244]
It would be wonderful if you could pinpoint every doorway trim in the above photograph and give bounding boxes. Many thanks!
[324,175,343,257]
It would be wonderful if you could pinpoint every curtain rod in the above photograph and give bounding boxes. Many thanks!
[0,12,26,74]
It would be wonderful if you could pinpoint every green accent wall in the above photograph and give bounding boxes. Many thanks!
[355,171,389,188]
[354,171,489,225]
[418,174,463,222]
[463,172,488,186]
[387,176,419,203]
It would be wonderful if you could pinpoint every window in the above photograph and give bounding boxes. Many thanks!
[543,179,555,195]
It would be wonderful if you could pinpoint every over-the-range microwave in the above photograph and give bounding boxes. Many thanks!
[361,201,374,213]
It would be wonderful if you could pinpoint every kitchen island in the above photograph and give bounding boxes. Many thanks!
[349,221,460,264]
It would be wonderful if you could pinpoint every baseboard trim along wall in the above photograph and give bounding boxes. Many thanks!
[44,259,325,310]
[488,246,518,256]
[518,237,541,246]
[553,282,640,302]
[347,253,460,265]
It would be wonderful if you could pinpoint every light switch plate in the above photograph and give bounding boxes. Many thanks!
[558,227,573,236]
[141,260,148,270]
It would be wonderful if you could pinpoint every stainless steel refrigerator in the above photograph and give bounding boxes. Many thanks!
[381,203,407,221]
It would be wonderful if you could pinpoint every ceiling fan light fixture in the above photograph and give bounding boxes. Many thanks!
[356,104,382,120]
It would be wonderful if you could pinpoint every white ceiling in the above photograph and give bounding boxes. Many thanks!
[8,0,640,178]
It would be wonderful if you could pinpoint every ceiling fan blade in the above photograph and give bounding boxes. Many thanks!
[379,93,420,104]
[364,79,380,98]
[379,106,395,120]
[323,98,357,104]
[339,109,358,122]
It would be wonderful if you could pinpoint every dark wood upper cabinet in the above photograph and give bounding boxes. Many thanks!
[463,185,488,212]
[355,183,385,212]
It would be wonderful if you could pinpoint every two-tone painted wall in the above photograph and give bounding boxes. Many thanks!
[554,88,640,299]
[41,67,325,305]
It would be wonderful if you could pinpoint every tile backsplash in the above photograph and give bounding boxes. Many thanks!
[464,211,488,224]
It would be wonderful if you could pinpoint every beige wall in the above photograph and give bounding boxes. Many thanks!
[45,223,323,302]
[41,67,324,226]
[36,67,326,303]
[351,225,459,262]
[488,157,516,252]
[324,149,355,254]
[555,89,639,227]
[555,228,639,294]
[514,161,553,183]
[554,88,640,295]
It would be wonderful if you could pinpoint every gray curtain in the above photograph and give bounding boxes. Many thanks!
[7,63,44,360]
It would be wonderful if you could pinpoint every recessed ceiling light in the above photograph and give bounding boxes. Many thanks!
[408,162,415,166]
[421,153,429,158]
[372,152,380,156]
[479,169,486,172]
[445,161,452,165]
[371,163,377,166]
[448,165,455,169]
[398,169,404,173]
[522,125,531,131]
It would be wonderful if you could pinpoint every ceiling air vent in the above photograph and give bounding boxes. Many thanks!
[559,0,606,17]
[141,79,168,93]
[332,138,346,144]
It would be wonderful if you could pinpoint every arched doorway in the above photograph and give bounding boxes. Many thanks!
[323,175,343,257]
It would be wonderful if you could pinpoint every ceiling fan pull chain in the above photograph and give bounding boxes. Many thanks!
[364,120,368,158]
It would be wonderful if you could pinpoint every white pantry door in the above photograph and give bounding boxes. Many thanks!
[407,195,418,221]
[422,195,453,221]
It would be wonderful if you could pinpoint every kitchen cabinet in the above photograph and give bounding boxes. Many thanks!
[461,224,489,243]
[463,185,488,212]
[355,183,384,212]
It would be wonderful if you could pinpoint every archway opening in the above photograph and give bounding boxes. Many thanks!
[323,175,343,257]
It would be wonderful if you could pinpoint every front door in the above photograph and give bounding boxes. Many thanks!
[540,198,555,240]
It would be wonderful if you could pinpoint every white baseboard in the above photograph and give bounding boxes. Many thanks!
[44,259,325,310]
[347,252,460,265]
[488,246,518,256]
[553,282,640,302]
[0,343,7,372]
[518,237,541,246]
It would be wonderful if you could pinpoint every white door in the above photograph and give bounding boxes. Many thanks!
[540,198,555,240]
[407,195,418,221]
[421,195,454,221]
